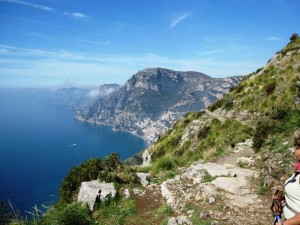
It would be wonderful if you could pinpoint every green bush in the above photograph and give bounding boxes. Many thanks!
[208,98,224,112]
[253,117,277,152]
[152,156,176,173]
[222,96,234,110]
[60,158,103,203]
[151,143,167,161]
[197,126,210,139]
[95,197,136,225]
[59,153,139,203]
[265,82,276,96]
[41,203,91,225]
[290,33,299,42]
[236,84,245,93]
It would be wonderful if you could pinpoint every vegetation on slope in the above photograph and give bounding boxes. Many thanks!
[2,34,300,225]
[149,113,253,174]
[60,153,138,203]
[148,35,300,177]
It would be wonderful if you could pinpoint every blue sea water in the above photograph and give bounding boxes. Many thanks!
[0,88,147,214]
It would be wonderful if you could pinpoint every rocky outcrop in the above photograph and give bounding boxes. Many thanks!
[77,180,116,211]
[76,68,243,143]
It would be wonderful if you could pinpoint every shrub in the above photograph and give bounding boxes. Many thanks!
[208,98,224,112]
[197,126,211,139]
[98,153,139,184]
[151,143,167,161]
[253,117,278,152]
[290,33,299,42]
[265,82,276,96]
[157,205,173,215]
[255,67,263,74]
[271,107,289,120]
[59,158,103,203]
[236,84,244,93]
[59,153,138,203]
[222,96,234,110]
[152,156,176,173]
[41,203,92,225]
[94,198,136,225]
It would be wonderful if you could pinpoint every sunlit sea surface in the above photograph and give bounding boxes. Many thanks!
[0,88,147,214]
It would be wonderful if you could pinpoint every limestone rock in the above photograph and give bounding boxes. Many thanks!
[236,157,254,166]
[167,215,193,225]
[77,180,116,211]
[133,188,146,196]
[136,172,150,187]
[124,189,130,198]
[181,162,230,183]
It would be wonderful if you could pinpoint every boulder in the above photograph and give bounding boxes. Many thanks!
[77,180,116,211]
[124,189,130,198]
[236,157,254,166]
[167,215,192,225]
[136,172,150,187]
[181,162,229,183]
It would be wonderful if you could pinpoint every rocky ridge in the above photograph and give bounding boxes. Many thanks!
[76,68,242,143]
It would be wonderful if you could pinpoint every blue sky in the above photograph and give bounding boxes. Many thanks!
[0,0,299,87]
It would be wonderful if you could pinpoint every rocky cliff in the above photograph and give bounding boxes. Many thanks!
[76,68,242,143]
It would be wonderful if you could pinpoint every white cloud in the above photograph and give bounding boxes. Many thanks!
[170,12,192,28]
[75,39,111,45]
[64,11,88,19]
[0,45,261,86]
[0,0,54,11]
[267,36,282,41]
[87,89,101,98]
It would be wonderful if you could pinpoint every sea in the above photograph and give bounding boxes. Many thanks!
[0,88,147,214]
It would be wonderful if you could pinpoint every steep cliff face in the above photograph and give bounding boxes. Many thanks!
[77,68,242,142]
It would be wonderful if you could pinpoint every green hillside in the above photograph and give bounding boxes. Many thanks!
[148,35,300,175]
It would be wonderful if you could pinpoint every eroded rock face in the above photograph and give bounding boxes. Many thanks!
[77,180,116,211]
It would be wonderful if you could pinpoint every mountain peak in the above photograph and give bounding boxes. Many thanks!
[136,67,211,79]
[77,67,242,142]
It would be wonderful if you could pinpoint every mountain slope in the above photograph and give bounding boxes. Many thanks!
[140,36,300,171]
[123,35,300,225]
[76,68,242,143]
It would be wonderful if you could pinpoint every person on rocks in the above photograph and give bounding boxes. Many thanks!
[275,129,300,225]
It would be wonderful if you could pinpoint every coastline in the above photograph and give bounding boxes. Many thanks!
[74,114,152,145]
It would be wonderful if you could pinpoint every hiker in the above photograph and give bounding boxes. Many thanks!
[275,129,300,225]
